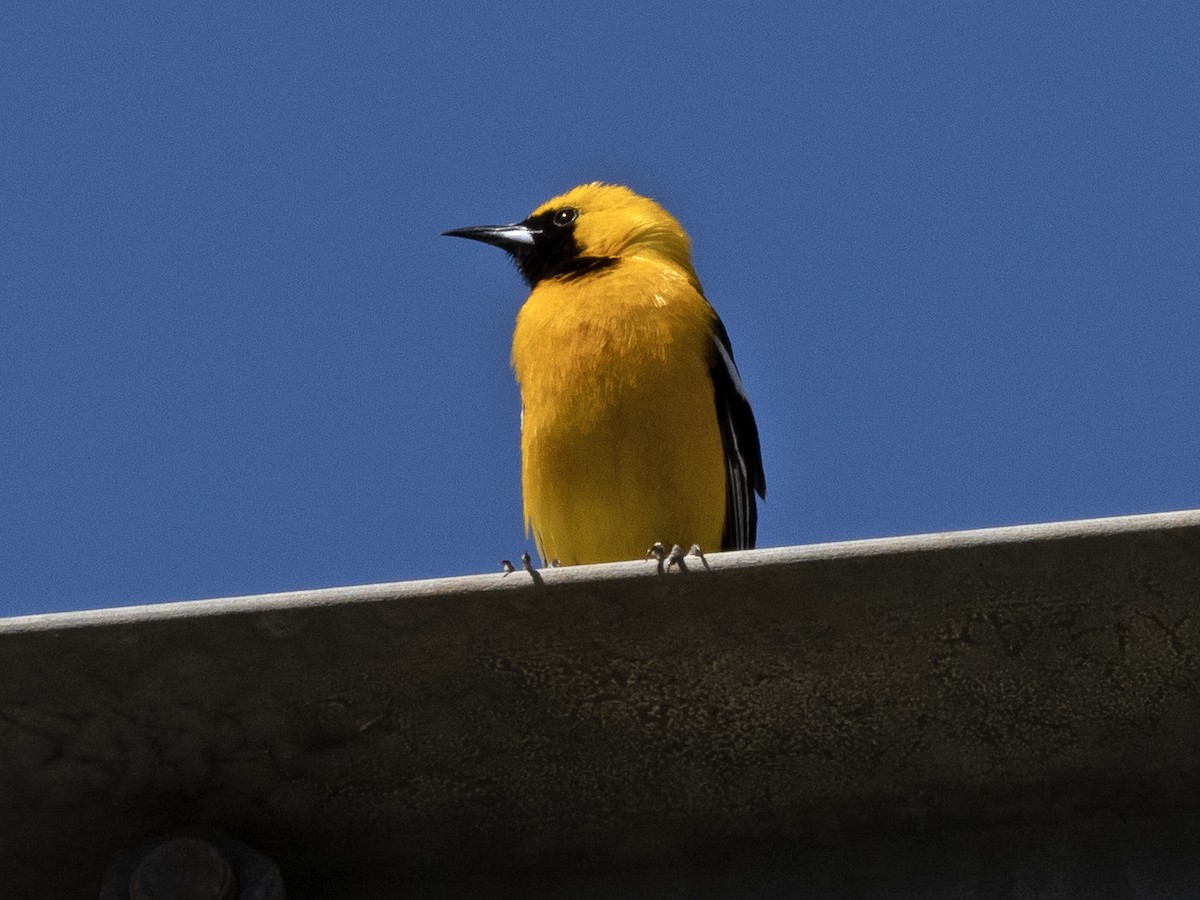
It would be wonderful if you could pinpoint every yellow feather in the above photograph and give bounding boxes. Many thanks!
[511,185,726,564]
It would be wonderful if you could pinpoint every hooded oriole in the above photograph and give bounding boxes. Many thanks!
[445,183,765,566]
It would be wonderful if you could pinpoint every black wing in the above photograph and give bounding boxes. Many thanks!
[710,317,766,550]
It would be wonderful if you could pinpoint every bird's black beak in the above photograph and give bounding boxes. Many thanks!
[442,223,539,254]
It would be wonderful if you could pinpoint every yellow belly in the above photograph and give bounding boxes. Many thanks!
[511,259,726,565]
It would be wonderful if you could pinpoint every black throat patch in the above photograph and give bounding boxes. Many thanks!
[509,210,617,287]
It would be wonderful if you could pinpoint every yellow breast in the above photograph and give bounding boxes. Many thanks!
[511,257,727,564]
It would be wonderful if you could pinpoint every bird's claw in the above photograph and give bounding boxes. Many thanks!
[647,541,668,574]
[666,544,686,571]
[648,542,703,573]
[501,552,541,578]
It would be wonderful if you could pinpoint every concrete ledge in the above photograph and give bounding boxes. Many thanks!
[3,510,1200,897]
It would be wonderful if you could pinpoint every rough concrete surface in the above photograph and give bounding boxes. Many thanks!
[2,510,1199,897]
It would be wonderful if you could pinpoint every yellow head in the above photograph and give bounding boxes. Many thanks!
[444,182,699,287]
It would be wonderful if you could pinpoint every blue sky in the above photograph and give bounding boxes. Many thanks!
[3,3,1197,615]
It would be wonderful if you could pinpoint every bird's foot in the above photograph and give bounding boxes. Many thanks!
[500,551,541,578]
[646,541,669,574]
[647,542,701,573]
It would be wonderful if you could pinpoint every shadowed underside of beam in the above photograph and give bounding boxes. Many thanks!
[2,510,1199,898]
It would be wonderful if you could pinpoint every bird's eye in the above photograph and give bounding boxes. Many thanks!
[553,208,579,227]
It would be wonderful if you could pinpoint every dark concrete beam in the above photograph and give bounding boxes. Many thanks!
[2,511,1199,898]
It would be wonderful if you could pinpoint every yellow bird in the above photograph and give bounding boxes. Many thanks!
[445,183,765,566]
